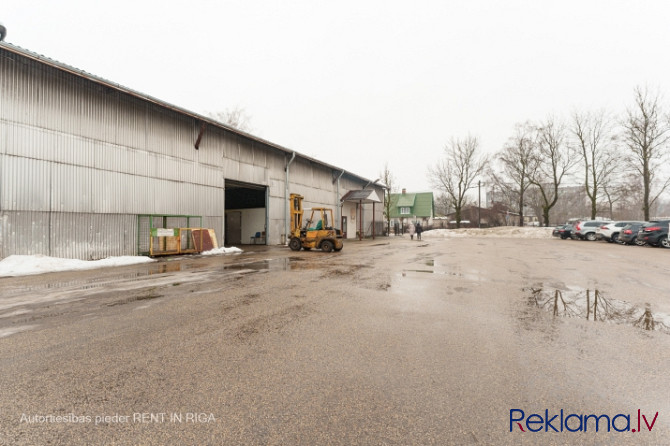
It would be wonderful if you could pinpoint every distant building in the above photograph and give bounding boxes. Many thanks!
[387,189,434,230]
[441,203,537,228]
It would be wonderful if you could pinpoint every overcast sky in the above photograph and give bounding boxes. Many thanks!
[4,1,670,193]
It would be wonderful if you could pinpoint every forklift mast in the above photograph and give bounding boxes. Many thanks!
[290,193,304,234]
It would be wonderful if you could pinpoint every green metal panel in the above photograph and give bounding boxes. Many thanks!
[137,214,203,255]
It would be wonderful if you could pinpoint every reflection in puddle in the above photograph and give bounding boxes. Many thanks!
[151,263,183,274]
[220,257,325,273]
[401,267,482,281]
[522,287,670,333]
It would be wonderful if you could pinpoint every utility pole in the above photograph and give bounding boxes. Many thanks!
[478,180,481,228]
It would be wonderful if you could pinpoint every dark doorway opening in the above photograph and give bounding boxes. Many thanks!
[224,180,267,245]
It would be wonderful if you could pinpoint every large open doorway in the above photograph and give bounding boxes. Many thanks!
[224,179,268,246]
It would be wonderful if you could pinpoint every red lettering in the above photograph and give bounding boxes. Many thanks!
[642,412,658,431]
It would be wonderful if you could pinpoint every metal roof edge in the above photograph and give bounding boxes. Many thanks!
[0,41,381,187]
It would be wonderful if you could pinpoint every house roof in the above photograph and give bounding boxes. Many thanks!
[0,41,383,189]
[388,191,434,218]
[396,194,416,207]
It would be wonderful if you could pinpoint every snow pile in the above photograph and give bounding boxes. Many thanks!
[422,226,554,239]
[0,255,155,277]
[201,246,243,256]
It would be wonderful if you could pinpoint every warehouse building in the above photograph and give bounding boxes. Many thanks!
[0,42,384,259]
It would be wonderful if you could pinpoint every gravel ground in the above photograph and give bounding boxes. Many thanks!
[1,235,669,445]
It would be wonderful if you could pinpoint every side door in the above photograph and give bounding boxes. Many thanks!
[225,211,242,245]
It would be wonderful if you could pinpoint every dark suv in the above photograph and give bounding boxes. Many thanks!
[637,221,670,248]
[619,222,646,245]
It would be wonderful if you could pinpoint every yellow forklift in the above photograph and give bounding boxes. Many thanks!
[289,193,343,252]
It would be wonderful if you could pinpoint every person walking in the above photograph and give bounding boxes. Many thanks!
[415,222,423,240]
[408,222,415,240]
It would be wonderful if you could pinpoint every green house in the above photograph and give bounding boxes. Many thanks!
[388,190,435,225]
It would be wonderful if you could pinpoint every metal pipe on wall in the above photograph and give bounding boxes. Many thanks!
[335,170,344,229]
[284,152,296,244]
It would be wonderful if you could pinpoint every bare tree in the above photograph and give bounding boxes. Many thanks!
[605,174,645,220]
[434,192,451,219]
[208,106,253,132]
[429,135,488,228]
[571,110,620,219]
[621,86,670,220]
[491,122,536,226]
[525,186,548,226]
[379,163,396,235]
[528,117,576,226]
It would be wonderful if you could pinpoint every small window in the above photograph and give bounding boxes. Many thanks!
[400,207,410,215]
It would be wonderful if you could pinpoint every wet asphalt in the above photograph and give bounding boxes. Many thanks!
[1,236,669,445]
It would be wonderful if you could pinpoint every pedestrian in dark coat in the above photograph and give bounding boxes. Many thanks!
[415,222,423,240]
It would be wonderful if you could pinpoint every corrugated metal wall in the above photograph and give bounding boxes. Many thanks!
[0,211,136,259]
[0,49,231,259]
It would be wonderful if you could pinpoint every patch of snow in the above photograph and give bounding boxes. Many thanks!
[422,227,554,239]
[201,246,243,256]
[0,255,155,277]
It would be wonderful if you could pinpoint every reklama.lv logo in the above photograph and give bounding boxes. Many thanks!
[510,409,658,433]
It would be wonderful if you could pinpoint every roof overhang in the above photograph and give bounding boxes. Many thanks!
[341,189,382,203]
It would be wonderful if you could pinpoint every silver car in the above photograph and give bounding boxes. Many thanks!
[573,220,608,241]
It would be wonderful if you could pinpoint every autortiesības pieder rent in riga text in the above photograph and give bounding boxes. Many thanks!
[19,412,216,425]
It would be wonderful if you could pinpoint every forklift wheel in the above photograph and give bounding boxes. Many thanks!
[289,238,302,251]
[321,240,334,252]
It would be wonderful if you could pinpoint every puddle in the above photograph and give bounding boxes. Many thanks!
[107,294,164,307]
[0,260,196,296]
[0,325,38,338]
[151,263,183,274]
[222,261,271,272]
[270,257,325,271]
[400,267,483,281]
[397,258,484,281]
[521,286,670,334]
[0,257,314,310]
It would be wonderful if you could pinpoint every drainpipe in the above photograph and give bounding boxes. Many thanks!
[284,152,296,244]
[335,170,344,228]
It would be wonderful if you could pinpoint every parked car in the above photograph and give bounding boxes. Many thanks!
[619,222,647,245]
[567,220,582,239]
[637,221,670,248]
[552,224,572,239]
[572,220,608,241]
[596,221,645,243]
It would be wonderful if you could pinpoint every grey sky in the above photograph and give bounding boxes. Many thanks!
[4,1,670,193]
